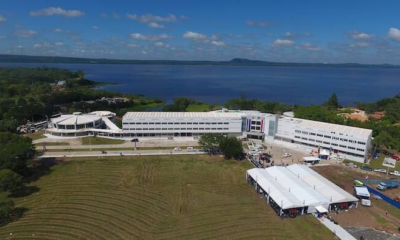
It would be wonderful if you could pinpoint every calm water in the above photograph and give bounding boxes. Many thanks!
[1,63,399,105]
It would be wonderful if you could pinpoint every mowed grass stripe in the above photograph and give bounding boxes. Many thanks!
[9,212,137,239]
[1,156,333,240]
[0,223,108,240]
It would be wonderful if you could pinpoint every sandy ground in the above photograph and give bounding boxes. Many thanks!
[314,165,400,236]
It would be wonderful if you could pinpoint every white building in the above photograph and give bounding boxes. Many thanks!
[274,116,372,162]
[46,111,122,137]
[122,112,244,138]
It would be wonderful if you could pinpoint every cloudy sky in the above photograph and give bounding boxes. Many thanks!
[1,0,400,64]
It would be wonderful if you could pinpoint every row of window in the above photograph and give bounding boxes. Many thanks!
[124,122,230,125]
[294,135,365,152]
[294,130,366,145]
[123,128,230,131]
[294,141,365,158]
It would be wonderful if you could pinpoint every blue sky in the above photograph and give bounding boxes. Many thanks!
[1,0,400,63]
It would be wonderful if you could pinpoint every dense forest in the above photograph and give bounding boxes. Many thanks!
[0,67,163,131]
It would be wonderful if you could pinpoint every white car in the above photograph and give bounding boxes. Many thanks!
[374,168,387,173]
[390,171,400,176]
[173,147,182,151]
[187,147,196,152]
[283,153,292,158]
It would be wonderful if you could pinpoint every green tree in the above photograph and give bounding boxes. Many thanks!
[0,193,14,222]
[219,137,244,160]
[199,134,224,150]
[0,169,22,192]
[0,132,35,175]
[326,93,339,109]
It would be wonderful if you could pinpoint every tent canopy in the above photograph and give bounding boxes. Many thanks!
[319,149,329,156]
[315,205,328,213]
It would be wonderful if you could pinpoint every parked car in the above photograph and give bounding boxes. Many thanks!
[360,165,372,171]
[173,147,182,151]
[389,171,400,177]
[392,155,400,161]
[374,168,387,173]
[377,182,399,190]
[283,152,292,158]
[187,147,196,152]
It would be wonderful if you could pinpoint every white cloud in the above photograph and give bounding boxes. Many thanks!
[273,39,294,46]
[54,28,63,33]
[183,31,207,41]
[34,43,53,48]
[30,7,84,17]
[301,43,322,51]
[349,42,369,48]
[55,42,64,46]
[284,32,312,39]
[0,14,6,22]
[127,43,137,48]
[245,20,270,27]
[0,36,6,40]
[348,31,374,40]
[211,40,225,47]
[15,29,37,38]
[127,13,177,23]
[148,22,165,29]
[155,42,164,47]
[388,28,400,42]
[92,26,100,30]
[130,33,172,41]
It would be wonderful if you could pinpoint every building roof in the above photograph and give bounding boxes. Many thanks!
[287,164,358,204]
[51,114,101,125]
[282,117,372,137]
[123,112,244,119]
[90,111,116,117]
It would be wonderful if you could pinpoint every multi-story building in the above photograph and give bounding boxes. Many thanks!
[122,112,244,138]
[274,116,372,162]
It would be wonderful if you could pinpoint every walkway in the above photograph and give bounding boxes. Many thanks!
[37,150,207,158]
[316,216,356,240]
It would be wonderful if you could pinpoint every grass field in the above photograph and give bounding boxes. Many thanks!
[24,130,46,140]
[0,156,333,240]
[81,137,125,145]
[45,146,196,152]
[36,142,70,146]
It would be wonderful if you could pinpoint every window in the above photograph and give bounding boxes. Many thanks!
[251,126,256,130]
[212,122,217,125]
[295,136,301,139]
[136,123,142,125]
[206,122,211,125]
[143,123,148,125]
[218,122,223,125]
[332,143,338,146]
[309,139,315,142]
[348,146,355,150]
[302,131,308,134]
[217,128,222,130]
[339,145,347,148]
[223,128,229,130]
[181,122,186,125]
[174,128,179,130]
[149,128,154,130]
[193,122,198,125]
[155,123,161,125]
[324,135,331,139]
[168,122,173,125]
[143,128,149,130]
[316,140,322,143]
[310,133,316,136]
[136,128,142,130]
[323,142,330,145]
[295,130,301,133]
[251,121,256,125]
[317,134,323,137]
[211,128,216,130]
[156,128,161,130]
[168,128,173,130]
[205,128,210,130]
[358,141,366,145]
[199,128,205,130]
[199,122,205,125]
[162,122,168,124]
[224,122,229,125]
[187,128,192,130]
[162,128,167,130]
[301,137,307,140]
[174,122,179,125]
[357,148,365,152]
[181,128,186,130]
[130,122,135,125]
[193,128,198,130]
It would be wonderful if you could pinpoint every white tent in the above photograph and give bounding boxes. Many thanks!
[287,164,358,204]
[262,166,329,213]
[246,169,304,210]
[319,149,329,156]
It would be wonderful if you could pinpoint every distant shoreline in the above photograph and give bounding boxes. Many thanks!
[0,54,399,69]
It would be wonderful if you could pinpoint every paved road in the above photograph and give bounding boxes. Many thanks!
[37,150,207,158]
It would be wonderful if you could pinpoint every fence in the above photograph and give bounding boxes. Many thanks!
[361,179,400,185]
[365,186,400,210]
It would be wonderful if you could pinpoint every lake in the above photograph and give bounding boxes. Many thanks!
[1,62,399,105]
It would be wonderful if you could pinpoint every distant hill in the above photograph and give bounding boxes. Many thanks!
[0,54,398,69]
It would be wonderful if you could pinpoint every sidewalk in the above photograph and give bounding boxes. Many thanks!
[316,216,356,240]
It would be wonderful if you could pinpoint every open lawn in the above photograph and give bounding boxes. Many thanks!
[81,136,125,145]
[36,142,70,146]
[0,156,333,240]
[24,130,46,140]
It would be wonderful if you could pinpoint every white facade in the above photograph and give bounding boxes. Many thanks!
[274,116,372,162]
[122,112,244,138]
